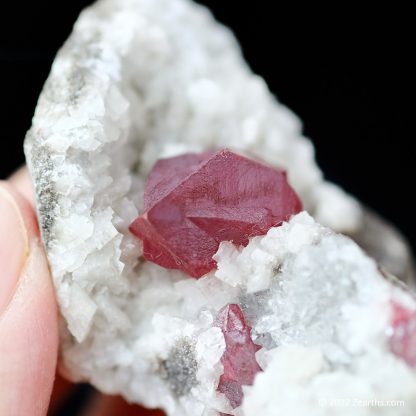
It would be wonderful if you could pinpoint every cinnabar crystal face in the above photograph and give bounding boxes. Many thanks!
[389,302,416,368]
[215,304,262,410]
[129,149,302,277]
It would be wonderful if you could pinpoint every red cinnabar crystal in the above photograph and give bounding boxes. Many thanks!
[215,304,262,410]
[389,302,416,368]
[129,149,302,277]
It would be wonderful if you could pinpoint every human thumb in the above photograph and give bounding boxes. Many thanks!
[0,182,58,416]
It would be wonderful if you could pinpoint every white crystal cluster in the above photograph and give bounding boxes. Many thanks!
[23,0,415,415]
[215,213,416,415]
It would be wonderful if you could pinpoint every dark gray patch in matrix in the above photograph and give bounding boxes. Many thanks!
[161,338,199,397]
[30,141,58,247]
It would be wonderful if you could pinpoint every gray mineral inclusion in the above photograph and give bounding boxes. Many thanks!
[161,339,198,397]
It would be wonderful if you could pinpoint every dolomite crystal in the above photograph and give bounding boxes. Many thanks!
[23,0,416,415]
[129,149,302,277]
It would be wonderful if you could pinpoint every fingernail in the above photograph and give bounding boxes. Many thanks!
[0,185,29,316]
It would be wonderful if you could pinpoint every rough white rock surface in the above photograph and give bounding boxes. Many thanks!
[23,0,415,415]
[216,213,416,415]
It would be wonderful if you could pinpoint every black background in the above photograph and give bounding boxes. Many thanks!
[0,1,414,250]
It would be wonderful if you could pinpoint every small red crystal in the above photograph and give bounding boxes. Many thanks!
[215,304,262,409]
[129,149,302,277]
[389,301,416,368]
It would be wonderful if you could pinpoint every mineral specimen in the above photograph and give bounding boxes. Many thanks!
[23,0,416,415]
[129,149,302,277]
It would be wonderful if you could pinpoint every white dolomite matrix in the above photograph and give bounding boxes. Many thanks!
[23,0,416,414]
[219,214,416,415]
